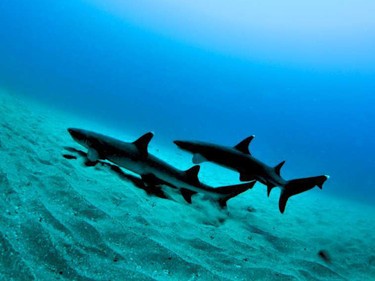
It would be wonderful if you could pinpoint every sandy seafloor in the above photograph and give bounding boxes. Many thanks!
[0,90,374,281]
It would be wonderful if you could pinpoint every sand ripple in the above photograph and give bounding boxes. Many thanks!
[1,92,375,280]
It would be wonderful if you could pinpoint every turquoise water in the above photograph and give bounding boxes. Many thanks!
[0,1,374,280]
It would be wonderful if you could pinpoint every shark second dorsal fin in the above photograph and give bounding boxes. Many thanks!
[184,165,200,185]
[133,132,154,156]
[274,161,285,176]
[234,135,255,155]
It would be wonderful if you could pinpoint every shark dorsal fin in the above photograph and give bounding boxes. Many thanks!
[184,165,200,185]
[234,135,255,155]
[274,161,285,177]
[133,132,154,155]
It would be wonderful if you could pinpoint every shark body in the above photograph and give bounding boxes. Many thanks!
[174,136,329,213]
[67,128,255,207]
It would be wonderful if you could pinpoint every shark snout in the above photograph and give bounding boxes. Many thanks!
[67,128,79,138]
[174,140,190,150]
[173,140,184,147]
[174,140,199,153]
[67,128,87,143]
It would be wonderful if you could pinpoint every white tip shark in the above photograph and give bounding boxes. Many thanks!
[67,128,256,207]
[174,136,329,213]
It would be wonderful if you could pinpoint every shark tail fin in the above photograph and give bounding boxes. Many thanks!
[216,181,256,208]
[279,175,329,213]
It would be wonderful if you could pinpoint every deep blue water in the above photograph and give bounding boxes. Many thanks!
[0,0,374,204]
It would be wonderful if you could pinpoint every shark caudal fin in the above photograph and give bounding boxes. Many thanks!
[215,181,256,208]
[279,175,329,213]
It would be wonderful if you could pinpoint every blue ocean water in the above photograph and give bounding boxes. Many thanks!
[0,0,374,207]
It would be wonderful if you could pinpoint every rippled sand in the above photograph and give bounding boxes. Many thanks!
[0,90,374,280]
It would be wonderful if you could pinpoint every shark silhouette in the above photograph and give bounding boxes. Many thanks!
[67,128,255,207]
[174,136,329,213]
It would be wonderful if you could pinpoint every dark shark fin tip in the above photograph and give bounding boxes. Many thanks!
[133,132,154,155]
[274,161,286,177]
[234,135,255,155]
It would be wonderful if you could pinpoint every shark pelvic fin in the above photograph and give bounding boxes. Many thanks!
[274,161,285,177]
[133,132,154,156]
[87,148,100,162]
[192,153,206,164]
[234,135,255,155]
[267,184,276,197]
[184,165,200,185]
[180,188,197,203]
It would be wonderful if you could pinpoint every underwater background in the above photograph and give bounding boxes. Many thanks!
[0,1,374,280]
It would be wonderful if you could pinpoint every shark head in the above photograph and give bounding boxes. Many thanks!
[174,140,210,164]
[174,140,199,153]
[67,128,95,149]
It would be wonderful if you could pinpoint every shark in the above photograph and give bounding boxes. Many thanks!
[67,128,256,207]
[174,136,329,213]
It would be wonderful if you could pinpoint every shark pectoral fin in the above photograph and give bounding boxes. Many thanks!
[133,132,154,157]
[234,135,255,155]
[184,165,201,185]
[192,153,206,164]
[87,148,100,162]
[180,188,197,204]
[274,161,285,177]
[239,173,255,181]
